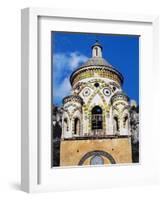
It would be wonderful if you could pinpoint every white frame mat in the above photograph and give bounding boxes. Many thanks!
[21,8,159,193]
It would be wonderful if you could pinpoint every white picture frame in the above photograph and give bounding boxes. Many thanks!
[21,7,159,193]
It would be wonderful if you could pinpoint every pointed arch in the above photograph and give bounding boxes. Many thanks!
[87,89,107,108]
[71,106,82,118]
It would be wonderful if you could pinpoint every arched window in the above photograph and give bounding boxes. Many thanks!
[114,116,119,132]
[63,118,68,133]
[95,47,98,56]
[92,106,103,130]
[74,118,80,135]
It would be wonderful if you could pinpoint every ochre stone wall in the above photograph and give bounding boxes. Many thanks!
[60,137,132,166]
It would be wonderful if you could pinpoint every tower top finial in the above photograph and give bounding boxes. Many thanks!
[91,40,103,58]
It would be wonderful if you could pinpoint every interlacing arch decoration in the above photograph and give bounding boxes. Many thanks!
[112,105,119,112]
[63,108,71,119]
[109,81,121,89]
[88,79,113,91]
[87,89,107,108]
[83,82,94,89]
[113,104,130,119]
[114,102,126,107]
[64,103,79,109]
[63,104,82,120]
[79,85,93,95]
[121,105,130,113]
[73,82,94,94]
[74,79,113,95]
[70,106,82,118]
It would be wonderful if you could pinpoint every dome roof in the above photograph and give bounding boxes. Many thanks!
[70,41,124,86]
[80,57,112,68]
[63,95,83,105]
[111,91,129,103]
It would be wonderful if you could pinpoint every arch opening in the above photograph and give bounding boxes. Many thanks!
[114,116,119,132]
[74,118,80,135]
[91,106,103,130]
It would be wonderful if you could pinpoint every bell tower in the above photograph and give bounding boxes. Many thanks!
[59,41,133,167]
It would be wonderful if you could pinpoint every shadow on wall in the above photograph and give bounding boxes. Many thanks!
[130,105,139,163]
[52,122,62,167]
[131,141,139,163]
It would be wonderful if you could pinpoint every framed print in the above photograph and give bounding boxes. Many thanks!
[21,8,159,193]
[52,32,139,168]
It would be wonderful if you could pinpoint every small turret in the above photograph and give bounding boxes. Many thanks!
[91,40,103,58]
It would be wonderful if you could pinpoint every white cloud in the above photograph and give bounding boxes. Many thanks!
[54,77,71,103]
[53,51,88,105]
[68,52,88,69]
[53,51,88,73]
[54,53,68,71]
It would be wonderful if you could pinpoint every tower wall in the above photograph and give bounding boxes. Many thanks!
[60,137,132,166]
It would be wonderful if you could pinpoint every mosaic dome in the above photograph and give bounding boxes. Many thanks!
[70,41,124,86]
[81,56,112,68]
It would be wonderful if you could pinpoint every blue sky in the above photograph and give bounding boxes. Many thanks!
[52,32,139,106]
